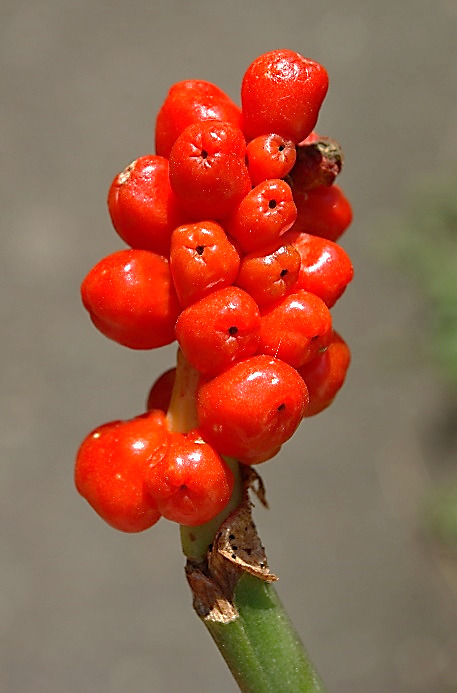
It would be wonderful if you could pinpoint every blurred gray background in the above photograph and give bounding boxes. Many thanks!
[1,0,457,691]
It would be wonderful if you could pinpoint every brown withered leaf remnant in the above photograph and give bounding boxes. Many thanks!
[185,466,277,624]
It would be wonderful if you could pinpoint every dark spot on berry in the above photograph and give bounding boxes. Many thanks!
[277,403,286,412]
[311,335,320,341]
[278,144,285,152]
[189,532,196,542]
[268,199,277,209]
[280,269,288,277]
[196,245,204,255]
[228,326,238,336]
[201,149,208,159]
[229,534,235,540]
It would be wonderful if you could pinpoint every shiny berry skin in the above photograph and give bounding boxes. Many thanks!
[236,240,301,306]
[225,179,297,253]
[155,80,242,158]
[81,249,181,349]
[170,221,240,307]
[107,155,185,256]
[168,121,251,220]
[146,367,176,412]
[258,290,333,369]
[246,133,296,186]
[241,50,329,143]
[144,429,234,526]
[291,184,353,242]
[298,332,351,416]
[197,355,309,464]
[175,287,261,377]
[74,410,168,532]
[283,231,353,308]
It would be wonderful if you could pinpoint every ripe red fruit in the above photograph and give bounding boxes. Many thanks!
[155,80,242,158]
[107,155,185,257]
[291,184,353,242]
[168,120,251,220]
[225,178,297,253]
[144,429,234,526]
[146,367,176,412]
[236,240,301,306]
[283,231,354,307]
[298,332,351,416]
[75,410,168,532]
[81,249,181,349]
[197,355,309,464]
[175,286,261,377]
[258,290,333,369]
[170,221,240,307]
[245,133,296,186]
[241,49,328,143]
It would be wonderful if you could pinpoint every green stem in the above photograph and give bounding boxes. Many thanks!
[167,348,325,692]
[207,574,326,693]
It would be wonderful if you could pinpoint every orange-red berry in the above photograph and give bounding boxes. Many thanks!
[175,287,261,377]
[298,332,351,416]
[107,155,185,256]
[155,80,242,158]
[169,121,251,220]
[197,355,309,464]
[75,411,168,532]
[144,429,234,526]
[241,50,328,143]
[81,250,181,349]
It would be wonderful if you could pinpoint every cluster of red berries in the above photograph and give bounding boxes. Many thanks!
[75,49,353,534]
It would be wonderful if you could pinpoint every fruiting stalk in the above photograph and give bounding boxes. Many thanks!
[168,349,326,692]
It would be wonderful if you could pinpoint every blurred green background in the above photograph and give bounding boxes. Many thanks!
[1,1,456,691]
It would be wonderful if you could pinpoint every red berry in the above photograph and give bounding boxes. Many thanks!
[225,179,297,253]
[146,367,176,412]
[168,120,251,220]
[258,290,333,369]
[291,184,353,242]
[246,133,296,186]
[144,429,234,526]
[241,50,328,143]
[81,249,181,349]
[155,80,242,158]
[283,231,353,307]
[298,332,350,416]
[236,240,301,306]
[107,155,185,257]
[170,221,240,307]
[197,355,309,464]
[75,410,168,532]
[175,287,261,377]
